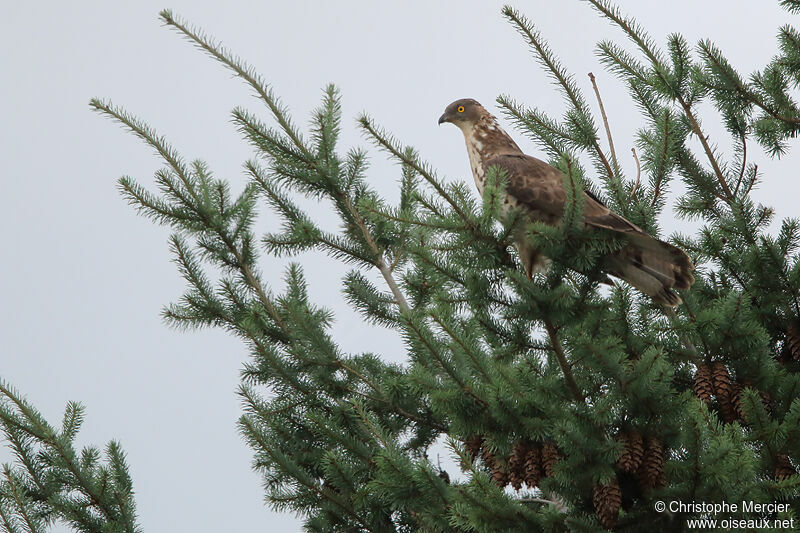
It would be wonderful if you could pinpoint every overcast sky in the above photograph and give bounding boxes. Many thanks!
[1,1,797,531]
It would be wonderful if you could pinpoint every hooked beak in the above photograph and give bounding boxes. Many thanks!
[438,113,448,126]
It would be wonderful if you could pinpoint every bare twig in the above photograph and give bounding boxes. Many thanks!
[583,1,734,203]
[629,147,641,200]
[543,320,585,402]
[734,132,747,198]
[743,164,759,197]
[589,72,619,171]
[676,96,734,203]
[502,8,615,182]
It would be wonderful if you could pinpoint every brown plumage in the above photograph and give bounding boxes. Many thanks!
[439,98,695,306]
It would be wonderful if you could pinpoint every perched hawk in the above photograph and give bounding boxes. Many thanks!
[438,98,694,306]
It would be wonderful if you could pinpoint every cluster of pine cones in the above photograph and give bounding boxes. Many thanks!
[692,361,771,423]
[463,432,665,529]
[464,435,560,491]
[693,360,797,481]
[615,431,665,491]
[599,431,666,529]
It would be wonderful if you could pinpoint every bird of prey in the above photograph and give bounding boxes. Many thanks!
[438,98,694,306]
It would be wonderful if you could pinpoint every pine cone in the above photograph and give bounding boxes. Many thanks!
[464,434,483,461]
[616,431,644,474]
[541,442,560,478]
[637,436,665,490]
[711,362,733,400]
[776,454,797,480]
[730,382,744,420]
[693,364,713,405]
[523,446,542,488]
[593,477,622,530]
[480,445,494,467]
[508,441,528,491]
[710,362,738,423]
[490,457,509,487]
[718,395,738,423]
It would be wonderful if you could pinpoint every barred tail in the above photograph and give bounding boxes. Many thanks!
[605,234,695,306]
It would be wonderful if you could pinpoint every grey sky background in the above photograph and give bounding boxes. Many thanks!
[1,1,797,531]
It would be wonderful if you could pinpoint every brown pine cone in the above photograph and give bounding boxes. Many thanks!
[711,362,733,400]
[616,431,644,474]
[693,364,713,405]
[480,445,494,467]
[637,436,665,490]
[490,457,509,487]
[593,477,622,530]
[508,441,528,491]
[730,382,744,421]
[776,454,797,480]
[464,434,483,461]
[718,395,738,423]
[523,446,542,488]
[541,442,560,478]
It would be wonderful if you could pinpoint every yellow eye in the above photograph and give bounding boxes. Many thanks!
[457,105,465,113]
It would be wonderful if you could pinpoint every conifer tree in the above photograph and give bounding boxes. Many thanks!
[3,1,800,531]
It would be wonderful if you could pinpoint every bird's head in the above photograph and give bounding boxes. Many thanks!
[438,98,485,130]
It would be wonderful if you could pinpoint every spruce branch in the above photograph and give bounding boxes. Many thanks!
[584,0,735,203]
[358,115,472,225]
[543,320,585,402]
[159,10,310,157]
[503,6,616,185]
[337,191,411,313]
[239,416,374,530]
[339,188,411,312]
[80,4,800,529]
[662,307,701,363]
[781,0,800,14]
[332,361,445,431]
[651,111,671,208]
[2,467,43,533]
[0,382,140,533]
[699,39,800,125]
[91,99,291,334]
[430,313,494,385]
[680,102,734,202]
[596,41,649,85]
[403,317,488,409]
[583,0,666,72]
[497,95,576,162]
